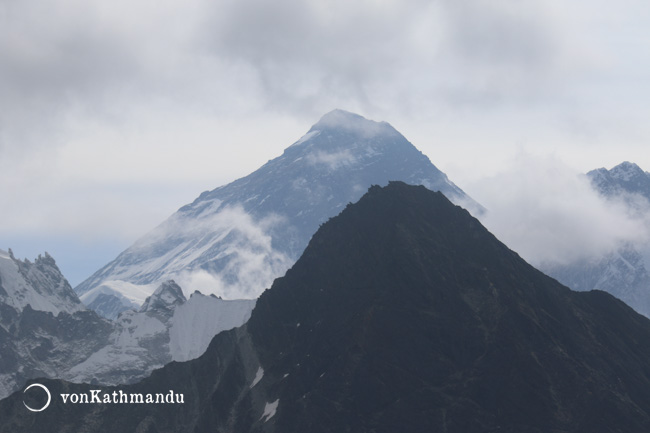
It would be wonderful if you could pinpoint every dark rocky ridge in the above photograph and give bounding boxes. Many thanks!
[3,182,650,432]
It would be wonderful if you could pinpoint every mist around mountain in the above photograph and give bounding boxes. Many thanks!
[589,161,650,204]
[5,182,650,432]
[541,161,650,317]
[0,250,254,399]
[75,110,482,318]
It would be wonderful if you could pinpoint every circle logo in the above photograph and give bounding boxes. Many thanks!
[23,383,51,412]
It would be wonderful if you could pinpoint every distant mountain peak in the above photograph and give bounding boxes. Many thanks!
[139,280,186,315]
[546,161,650,318]
[587,161,650,203]
[589,161,646,181]
[609,161,645,181]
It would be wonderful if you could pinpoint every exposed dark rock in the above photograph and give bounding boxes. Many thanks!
[3,182,650,432]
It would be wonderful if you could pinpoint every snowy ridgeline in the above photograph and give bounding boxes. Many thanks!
[0,250,256,399]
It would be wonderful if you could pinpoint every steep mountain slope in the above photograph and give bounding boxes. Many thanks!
[0,250,254,399]
[75,110,482,317]
[542,161,650,316]
[7,182,650,432]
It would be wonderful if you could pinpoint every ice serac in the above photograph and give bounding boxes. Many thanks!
[169,291,256,362]
[75,109,482,310]
[542,161,650,317]
[8,183,650,432]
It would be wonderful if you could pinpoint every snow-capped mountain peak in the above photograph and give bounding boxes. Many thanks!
[588,161,650,202]
[306,109,397,140]
[609,161,645,181]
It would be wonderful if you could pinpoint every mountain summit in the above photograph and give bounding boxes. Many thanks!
[7,182,650,432]
[75,110,481,317]
[588,161,650,202]
[306,109,396,138]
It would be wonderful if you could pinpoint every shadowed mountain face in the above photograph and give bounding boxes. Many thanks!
[4,182,650,432]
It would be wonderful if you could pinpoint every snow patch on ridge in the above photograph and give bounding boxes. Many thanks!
[260,399,279,422]
[250,366,264,388]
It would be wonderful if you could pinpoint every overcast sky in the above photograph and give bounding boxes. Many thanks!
[2,0,650,285]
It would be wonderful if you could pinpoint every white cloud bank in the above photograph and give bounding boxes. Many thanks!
[469,153,650,267]
[124,203,293,300]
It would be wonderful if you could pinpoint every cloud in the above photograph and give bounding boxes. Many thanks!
[468,152,650,267]
[0,0,635,161]
[307,150,356,171]
[129,203,293,299]
[202,0,410,110]
[3,0,650,288]
[0,0,640,146]
[196,0,587,114]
